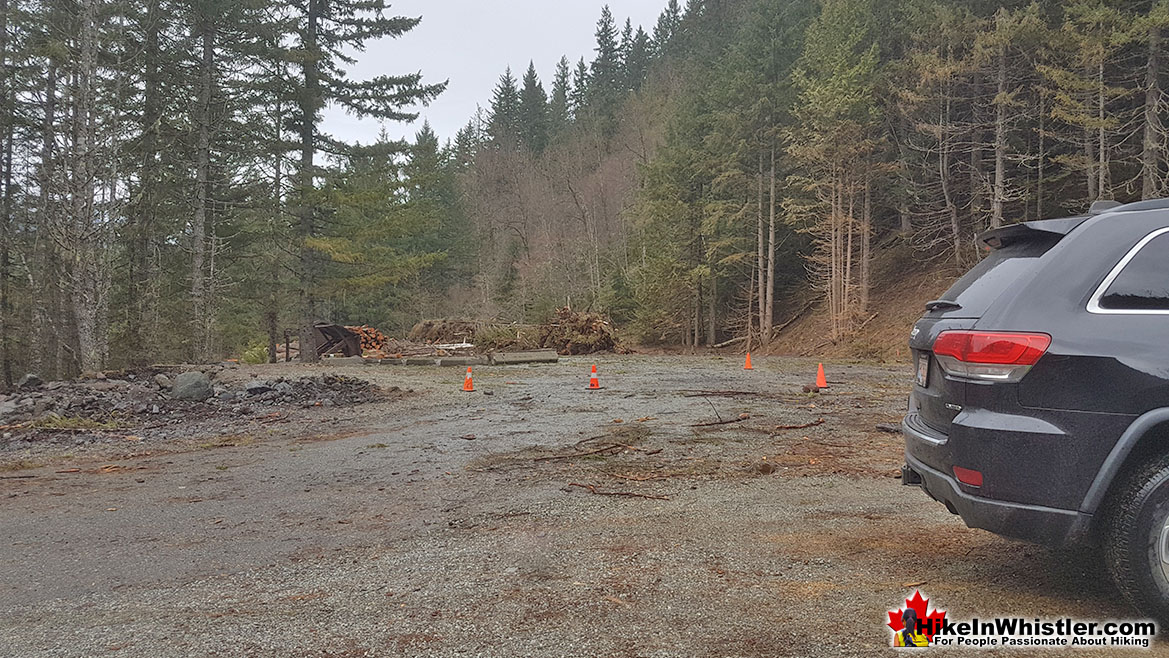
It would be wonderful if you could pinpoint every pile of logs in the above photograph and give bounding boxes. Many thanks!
[345,325,387,353]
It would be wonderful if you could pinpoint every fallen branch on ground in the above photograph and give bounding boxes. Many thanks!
[771,301,816,336]
[772,419,826,431]
[712,336,747,349]
[613,443,659,453]
[573,434,614,449]
[801,340,834,357]
[568,482,670,501]
[691,417,749,428]
[855,312,880,332]
[534,443,624,462]
[601,470,696,482]
[682,390,768,398]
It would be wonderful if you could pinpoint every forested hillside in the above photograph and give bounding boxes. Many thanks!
[459,0,1169,349]
[1,0,1167,385]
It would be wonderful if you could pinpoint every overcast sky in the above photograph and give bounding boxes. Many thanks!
[322,1,667,146]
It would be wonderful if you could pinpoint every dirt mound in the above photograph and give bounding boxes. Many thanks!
[538,308,619,355]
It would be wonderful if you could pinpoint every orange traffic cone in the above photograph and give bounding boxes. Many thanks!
[463,366,475,392]
[744,353,754,370]
[588,364,602,390]
[816,363,829,389]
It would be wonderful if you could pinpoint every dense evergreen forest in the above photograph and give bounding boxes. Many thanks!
[0,0,1166,385]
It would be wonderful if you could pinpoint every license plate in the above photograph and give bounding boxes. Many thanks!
[916,354,930,388]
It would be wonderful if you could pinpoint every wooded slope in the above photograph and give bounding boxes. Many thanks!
[0,0,1165,387]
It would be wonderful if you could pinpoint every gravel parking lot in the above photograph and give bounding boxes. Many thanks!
[0,356,1154,656]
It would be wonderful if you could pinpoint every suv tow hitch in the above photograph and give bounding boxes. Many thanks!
[901,463,923,487]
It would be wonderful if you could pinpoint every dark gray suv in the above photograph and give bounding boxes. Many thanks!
[902,199,1169,620]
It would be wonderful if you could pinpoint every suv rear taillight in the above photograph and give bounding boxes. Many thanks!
[932,331,1051,382]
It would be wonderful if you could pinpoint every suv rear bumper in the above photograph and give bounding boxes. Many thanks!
[902,420,1089,546]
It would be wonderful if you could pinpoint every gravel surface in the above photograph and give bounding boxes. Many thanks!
[0,356,1157,656]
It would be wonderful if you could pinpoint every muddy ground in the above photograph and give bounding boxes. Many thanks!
[0,356,1157,656]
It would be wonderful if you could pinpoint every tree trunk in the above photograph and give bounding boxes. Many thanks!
[756,150,764,340]
[1037,89,1046,218]
[897,114,911,234]
[691,287,699,351]
[298,0,322,363]
[969,73,985,232]
[860,175,871,315]
[1085,125,1098,201]
[941,87,961,265]
[763,145,776,343]
[844,183,854,332]
[0,0,11,388]
[746,260,755,350]
[1,102,12,388]
[32,65,58,377]
[1097,59,1108,198]
[267,100,284,364]
[71,0,104,373]
[1143,25,1162,200]
[830,173,840,341]
[191,21,214,362]
[125,0,160,364]
[706,274,716,347]
[991,47,1007,230]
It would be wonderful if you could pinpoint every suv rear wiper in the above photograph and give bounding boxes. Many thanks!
[925,299,962,312]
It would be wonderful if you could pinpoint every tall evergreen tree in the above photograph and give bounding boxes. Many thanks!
[549,56,572,134]
[652,0,682,57]
[1041,0,1139,202]
[789,0,881,339]
[626,26,652,91]
[453,115,482,169]
[619,18,634,78]
[488,67,521,145]
[589,5,623,122]
[286,0,445,362]
[519,61,549,153]
[571,57,590,115]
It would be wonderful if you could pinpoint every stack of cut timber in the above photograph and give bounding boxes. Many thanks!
[345,325,387,354]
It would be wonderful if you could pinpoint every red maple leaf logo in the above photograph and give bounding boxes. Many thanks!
[888,590,947,642]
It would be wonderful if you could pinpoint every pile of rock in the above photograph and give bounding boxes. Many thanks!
[0,370,382,426]
[2,373,172,423]
[227,374,381,407]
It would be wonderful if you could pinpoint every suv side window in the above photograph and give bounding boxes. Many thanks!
[1097,230,1169,311]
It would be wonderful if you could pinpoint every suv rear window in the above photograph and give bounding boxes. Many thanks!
[935,236,1059,317]
[1099,231,1169,311]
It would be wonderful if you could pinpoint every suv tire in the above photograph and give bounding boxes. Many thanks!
[1104,453,1169,622]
